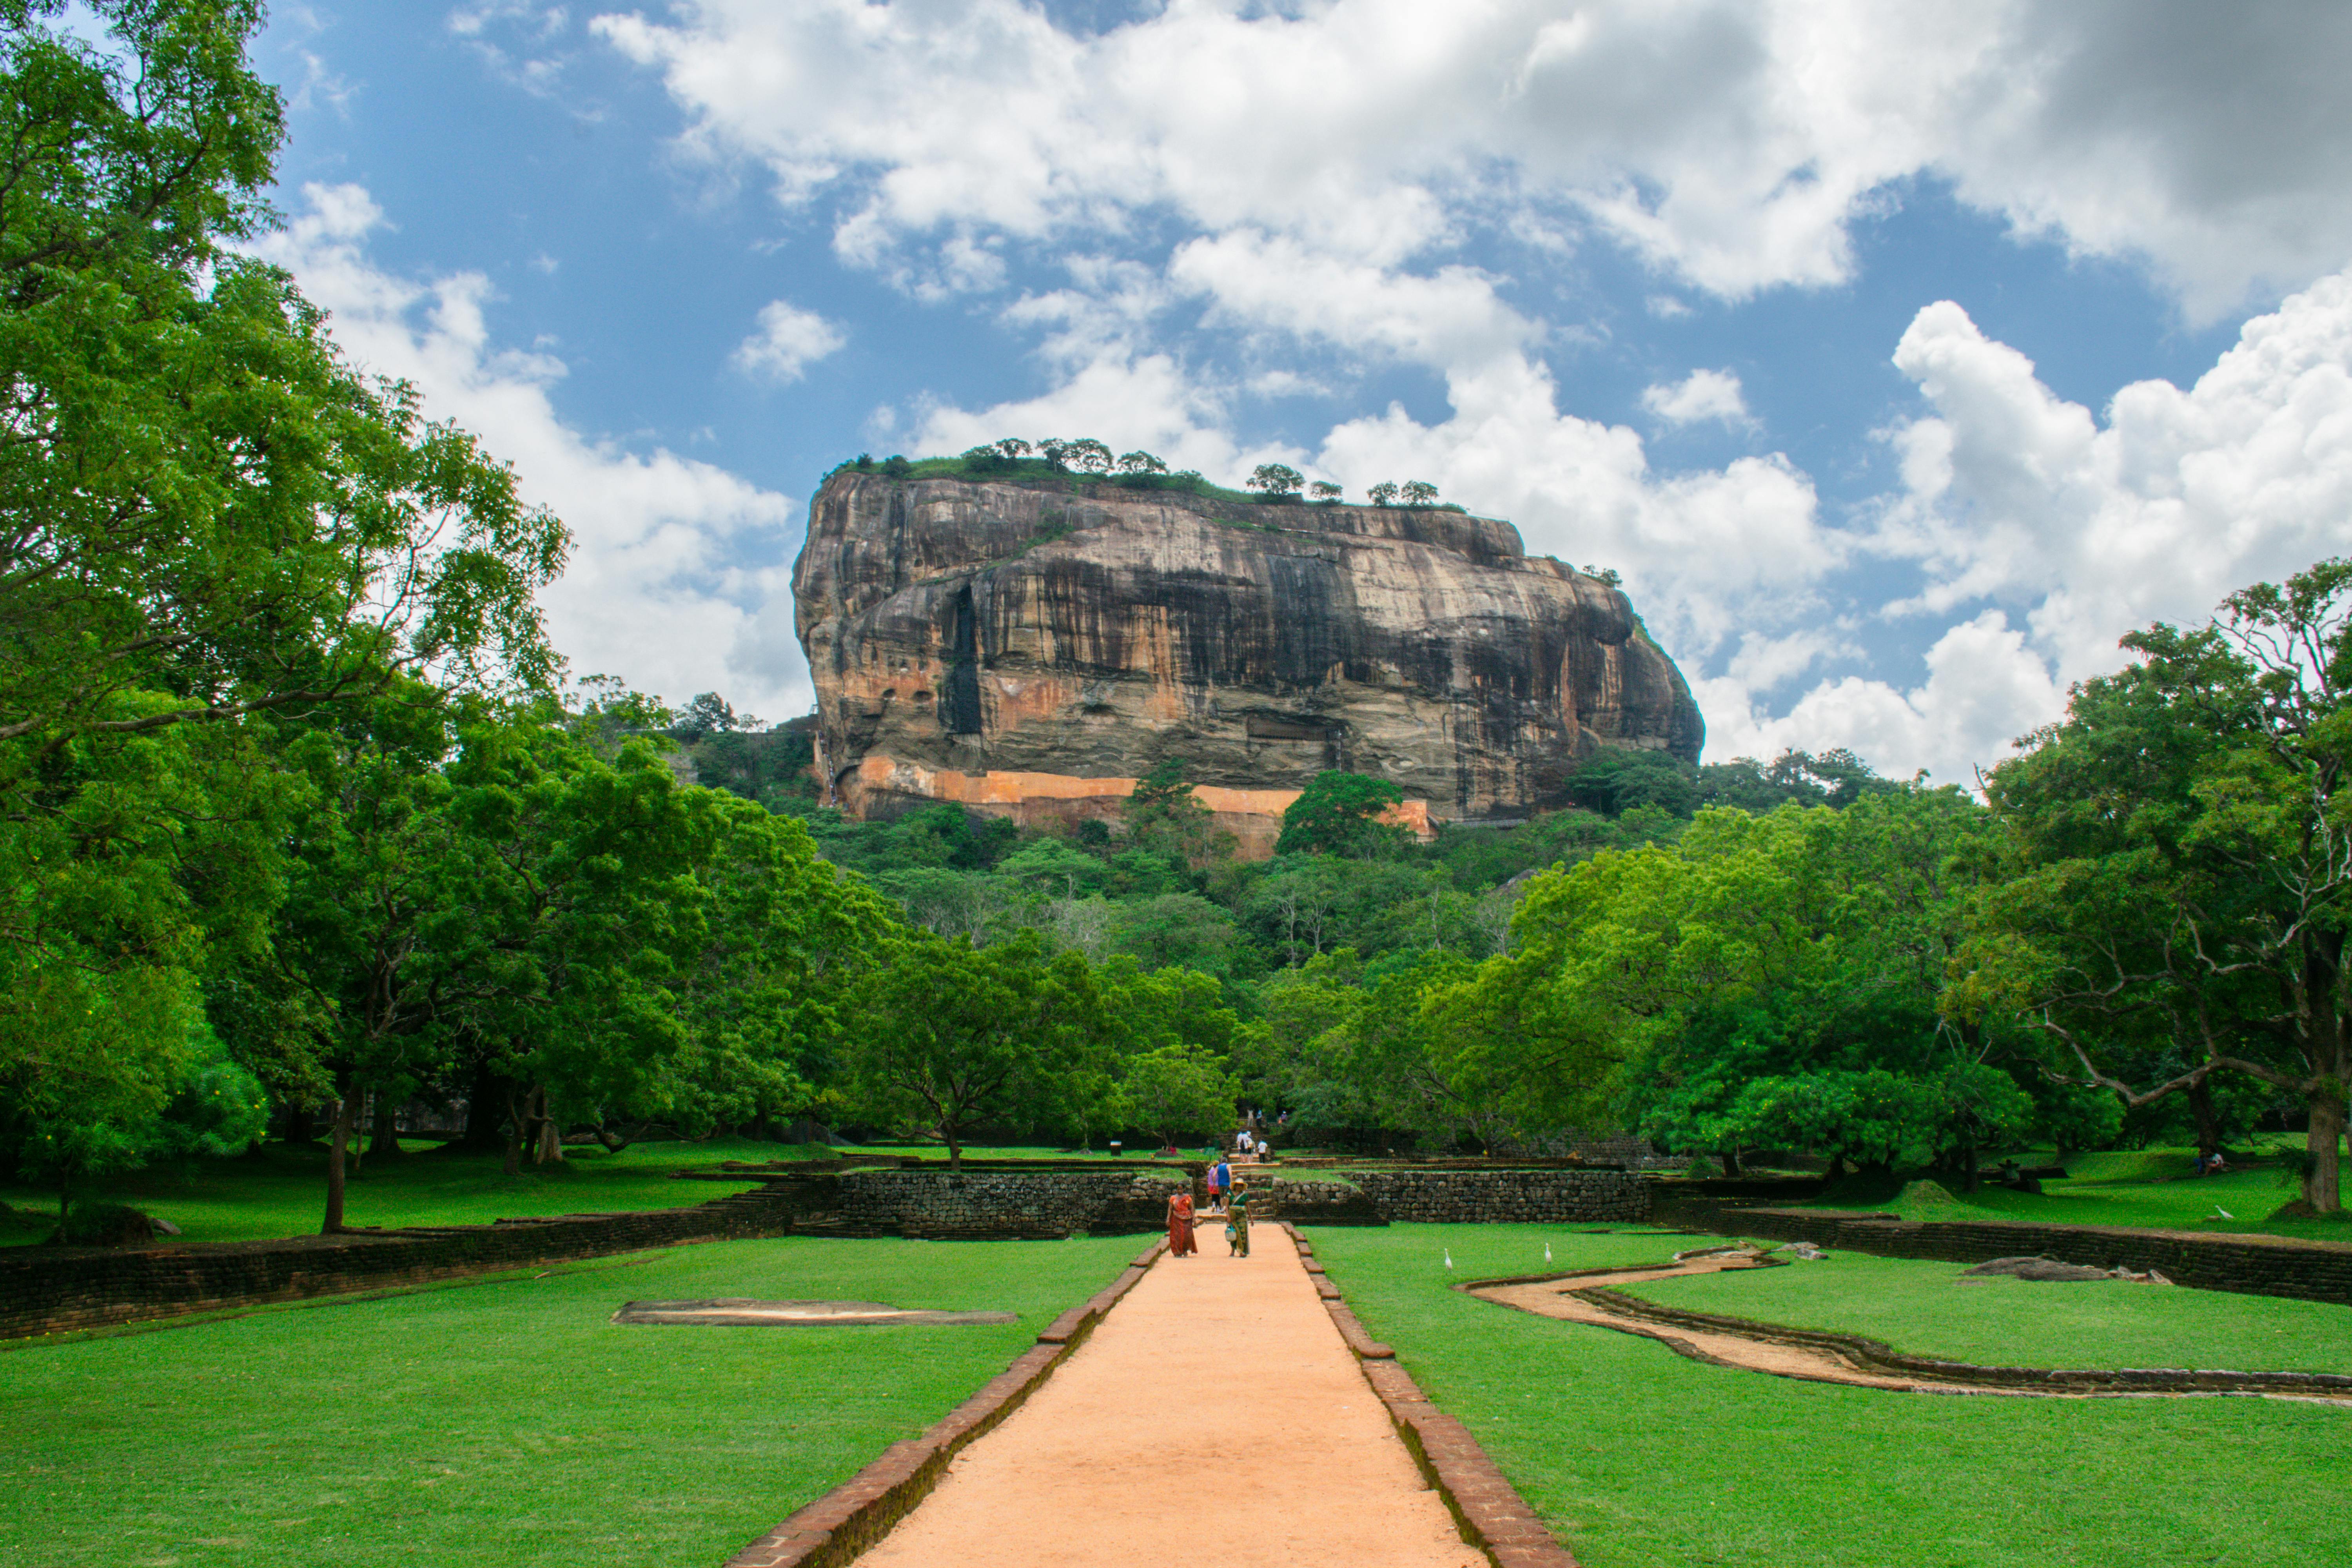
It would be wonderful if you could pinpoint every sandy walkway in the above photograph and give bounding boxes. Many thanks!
[855,1228,1483,1568]
[1472,1261,2352,1403]
[1475,1260,1947,1392]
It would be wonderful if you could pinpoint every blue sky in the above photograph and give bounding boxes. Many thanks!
[242,2,2352,783]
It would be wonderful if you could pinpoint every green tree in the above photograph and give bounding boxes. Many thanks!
[1122,1045,1238,1148]
[839,929,1108,1167]
[1367,481,1400,507]
[1125,758,1217,860]
[0,2,566,1190]
[1400,480,1439,506]
[1568,748,1698,817]
[1276,771,1411,858]
[1958,560,2352,1210]
[1247,463,1304,498]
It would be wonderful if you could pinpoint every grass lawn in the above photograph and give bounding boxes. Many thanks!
[1622,1247,2352,1374]
[1310,1223,2350,1568]
[0,1139,806,1247]
[0,1233,1139,1568]
[1809,1142,2352,1246]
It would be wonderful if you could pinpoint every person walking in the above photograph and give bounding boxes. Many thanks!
[1165,1188,1196,1257]
[1226,1180,1252,1257]
[1209,1156,1230,1214]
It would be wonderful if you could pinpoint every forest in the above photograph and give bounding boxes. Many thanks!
[4,1,2349,1243]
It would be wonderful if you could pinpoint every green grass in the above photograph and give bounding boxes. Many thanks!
[0,1139,798,1247]
[1310,1223,2351,1568]
[1622,1247,2352,1374]
[1810,1144,2352,1245]
[0,1233,1139,1568]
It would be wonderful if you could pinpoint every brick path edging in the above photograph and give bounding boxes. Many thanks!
[723,1238,1169,1568]
[1283,1223,1578,1568]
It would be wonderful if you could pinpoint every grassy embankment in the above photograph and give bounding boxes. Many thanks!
[0,1138,807,1247]
[1310,1223,2352,1568]
[0,1139,1201,1248]
[1798,1143,2352,1245]
[0,1234,1140,1568]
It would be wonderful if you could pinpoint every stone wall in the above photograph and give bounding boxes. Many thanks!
[0,1184,805,1341]
[833,1170,1177,1238]
[1350,1169,1650,1223]
[1652,1194,2352,1307]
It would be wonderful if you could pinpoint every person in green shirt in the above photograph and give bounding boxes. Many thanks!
[1226,1180,1252,1257]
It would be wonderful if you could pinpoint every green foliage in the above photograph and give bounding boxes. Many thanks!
[1247,462,1304,497]
[1276,770,1411,858]
[1566,748,1697,817]
[838,929,1109,1164]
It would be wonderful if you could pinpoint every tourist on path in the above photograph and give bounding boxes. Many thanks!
[1165,1189,1196,1257]
[1210,1157,1230,1213]
[1227,1181,1252,1257]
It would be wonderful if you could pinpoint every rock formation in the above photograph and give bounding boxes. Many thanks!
[792,471,1703,855]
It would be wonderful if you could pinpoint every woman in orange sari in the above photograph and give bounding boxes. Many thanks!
[1165,1189,1196,1256]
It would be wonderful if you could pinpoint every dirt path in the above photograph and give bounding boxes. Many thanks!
[855,1228,1483,1568]
[1473,1260,2352,1403]
[1475,1259,1955,1392]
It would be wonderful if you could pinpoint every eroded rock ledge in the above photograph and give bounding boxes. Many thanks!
[791,472,1704,853]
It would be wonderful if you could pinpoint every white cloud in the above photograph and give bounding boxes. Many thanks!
[592,0,2352,313]
[1695,612,2069,786]
[732,299,847,383]
[1881,276,2352,681]
[252,183,812,718]
[1641,367,1751,426]
[559,0,2352,781]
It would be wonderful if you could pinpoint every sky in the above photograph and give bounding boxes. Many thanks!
[239,1,2352,785]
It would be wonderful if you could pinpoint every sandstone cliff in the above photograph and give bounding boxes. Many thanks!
[792,471,1703,854]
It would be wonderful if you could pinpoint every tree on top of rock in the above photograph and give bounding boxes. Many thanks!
[1248,463,1304,498]
[1367,481,1400,507]
[1309,481,1343,501]
[1117,450,1168,475]
[1067,439,1115,474]
[1276,771,1413,858]
[1401,480,1439,506]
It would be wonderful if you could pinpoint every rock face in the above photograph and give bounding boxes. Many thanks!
[793,472,1703,855]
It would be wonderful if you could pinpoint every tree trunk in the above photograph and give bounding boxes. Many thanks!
[2187,1078,2222,1157]
[944,1125,963,1171]
[347,1090,367,1178]
[534,1110,565,1165]
[2307,1093,2345,1213]
[369,1094,404,1161]
[503,1085,535,1177]
[1719,1146,1742,1177]
[459,1058,508,1152]
[323,1092,359,1234]
[1960,1143,1979,1194]
[284,1100,316,1146]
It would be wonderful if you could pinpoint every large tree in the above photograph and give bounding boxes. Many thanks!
[839,929,1109,1167]
[1959,561,2352,1210]
[0,2,565,1205]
